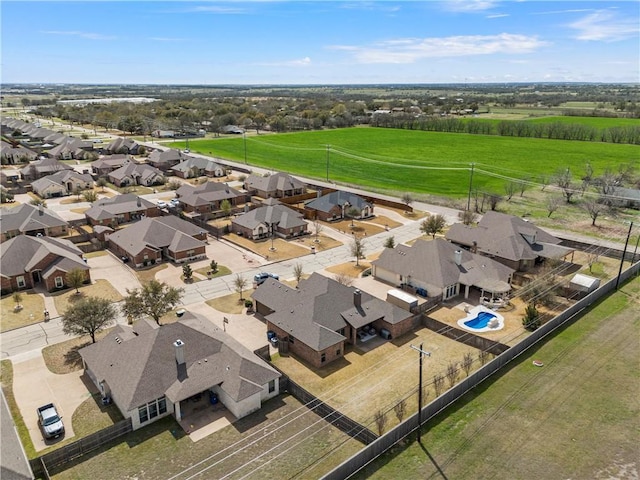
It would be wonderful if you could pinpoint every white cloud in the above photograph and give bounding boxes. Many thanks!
[567,10,639,42]
[329,34,550,64]
[189,5,249,14]
[443,0,497,12]
[254,57,312,67]
[41,31,115,40]
[486,13,509,19]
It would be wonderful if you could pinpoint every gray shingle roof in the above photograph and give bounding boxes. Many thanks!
[79,313,280,410]
[176,181,244,207]
[85,193,156,222]
[31,170,93,192]
[0,203,68,235]
[170,157,223,174]
[251,273,411,351]
[445,211,572,262]
[1,235,87,278]
[244,173,305,195]
[232,202,306,230]
[373,238,513,296]
[305,190,371,214]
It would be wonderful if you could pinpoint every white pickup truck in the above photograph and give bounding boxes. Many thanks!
[37,403,65,439]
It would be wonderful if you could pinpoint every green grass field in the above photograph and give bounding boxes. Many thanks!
[172,128,638,198]
[353,276,640,480]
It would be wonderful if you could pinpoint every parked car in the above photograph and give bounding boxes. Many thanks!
[254,272,279,287]
[157,200,167,208]
[169,198,180,208]
[37,403,64,439]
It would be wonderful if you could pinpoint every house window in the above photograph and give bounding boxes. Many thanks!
[339,328,345,336]
[55,276,64,288]
[138,396,167,424]
[187,250,194,258]
[336,349,341,356]
[158,397,167,414]
[17,276,26,288]
[321,353,326,363]
[138,406,149,424]
[149,402,158,419]
[445,284,458,299]
[289,336,295,344]
[268,380,275,393]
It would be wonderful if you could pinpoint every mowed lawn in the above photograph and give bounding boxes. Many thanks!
[170,128,638,197]
[354,276,640,480]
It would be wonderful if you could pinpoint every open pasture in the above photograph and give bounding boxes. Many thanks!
[174,128,638,198]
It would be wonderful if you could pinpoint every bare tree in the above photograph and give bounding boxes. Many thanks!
[587,252,600,273]
[459,209,478,225]
[393,398,407,423]
[486,192,502,211]
[351,236,365,266]
[313,219,324,243]
[519,178,530,197]
[66,268,87,294]
[504,181,517,201]
[346,206,360,228]
[478,350,492,366]
[546,195,562,218]
[293,263,304,286]
[433,373,445,397]
[583,199,606,226]
[555,168,576,203]
[373,409,388,435]
[233,274,248,300]
[334,273,355,286]
[461,352,474,377]
[445,362,459,388]
[401,192,413,211]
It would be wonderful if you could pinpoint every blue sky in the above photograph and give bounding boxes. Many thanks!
[1,1,638,84]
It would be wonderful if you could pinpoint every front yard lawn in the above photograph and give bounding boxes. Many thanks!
[226,233,311,262]
[0,290,46,332]
[52,279,122,316]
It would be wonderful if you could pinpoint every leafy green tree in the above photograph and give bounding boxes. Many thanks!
[66,268,87,294]
[29,197,47,208]
[83,190,98,203]
[209,259,218,273]
[62,296,117,343]
[522,303,541,330]
[182,264,193,281]
[220,199,232,218]
[384,236,395,249]
[420,214,447,239]
[97,177,108,192]
[122,280,184,326]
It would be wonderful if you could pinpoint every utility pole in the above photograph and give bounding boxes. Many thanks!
[243,132,248,164]
[326,144,330,182]
[466,163,475,212]
[411,343,431,443]
[616,221,633,289]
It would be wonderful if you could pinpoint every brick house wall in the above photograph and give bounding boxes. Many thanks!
[170,245,207,263]
[266,321,345,368]
[43,267,91,292]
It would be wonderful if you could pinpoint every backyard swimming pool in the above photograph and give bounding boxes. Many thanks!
[458,306,505,333]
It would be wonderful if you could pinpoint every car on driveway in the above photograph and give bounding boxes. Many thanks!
[37,403,64,439]
[254,272,279,287]
[157,200,168,208]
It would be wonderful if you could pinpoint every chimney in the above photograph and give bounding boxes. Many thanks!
[353,289,361,309]
[174,339,185,365]
[454,250,462,266]
[137,196,141,207]
[471,241,478,254]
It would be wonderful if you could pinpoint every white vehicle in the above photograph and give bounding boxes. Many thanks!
[157,200,167,208]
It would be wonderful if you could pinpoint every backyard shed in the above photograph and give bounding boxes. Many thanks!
[386,289,418,311]
[569,273,600,296]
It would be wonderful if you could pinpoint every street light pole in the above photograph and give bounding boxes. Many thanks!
[243,132,248,164]
[466,163,475,212]
[411,343,431,443]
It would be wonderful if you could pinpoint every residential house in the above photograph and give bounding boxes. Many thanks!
[108,162,164,188]
[372,238,513,303]
[0,203,69,242]
[45,138,92,160]
[608,187,640,209]
[1,140,38,165]
[243,172,305,199]
[84,193,159,226]
[231,198,308,240]
[445,211,574,272]
[252,273,415,368]
[304,190,373,222]
[147,149,188,173]
[19,158,73,181]
[91,154,133,177]
[0,168,21,187]
[0,235,90,294]
[79,311,281,430]
[105,137,140,155]
[175,181,247,217]
[107,216,207,267]
[31,170,94,198]
[171,157,225,179]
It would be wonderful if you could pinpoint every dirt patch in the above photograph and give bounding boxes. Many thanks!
[206,292,253,314]
[0,291,46,332]
[52,279,123,316]
[42,328,114,374]
[325,219,385,237]
[225,233,311,262]
[325,261,371,279]
[134,263,168,284]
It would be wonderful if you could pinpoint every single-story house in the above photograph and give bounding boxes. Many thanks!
[147,149,188,172]
[105,137,140,155]
[84,193,160,226]
[0,168,21,186]
[171,157,225,179]
[106,216,207,267]
[31,170,94,198]
[372,238,514,303]
[176,181,247,216]
[243,172,305,199]
[304,190,374,222]
[1,235,90,294]
[45,138,92,160]
[1,140,38,164]
[231,198,308,240]
[252,273,415,368]
[91,154,133,176]
[445,211,574,272]
[108,163,165,187]
[19,158,74,181]
[0,203,69,242]
[79,311,280,430]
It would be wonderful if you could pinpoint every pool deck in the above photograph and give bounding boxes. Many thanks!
[457,305,505,333]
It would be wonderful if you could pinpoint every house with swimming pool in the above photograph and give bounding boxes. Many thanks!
[372,238,514,304]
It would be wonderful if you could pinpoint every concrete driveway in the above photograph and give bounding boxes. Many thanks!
[12,355,95,452]
[87,252,142,295]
